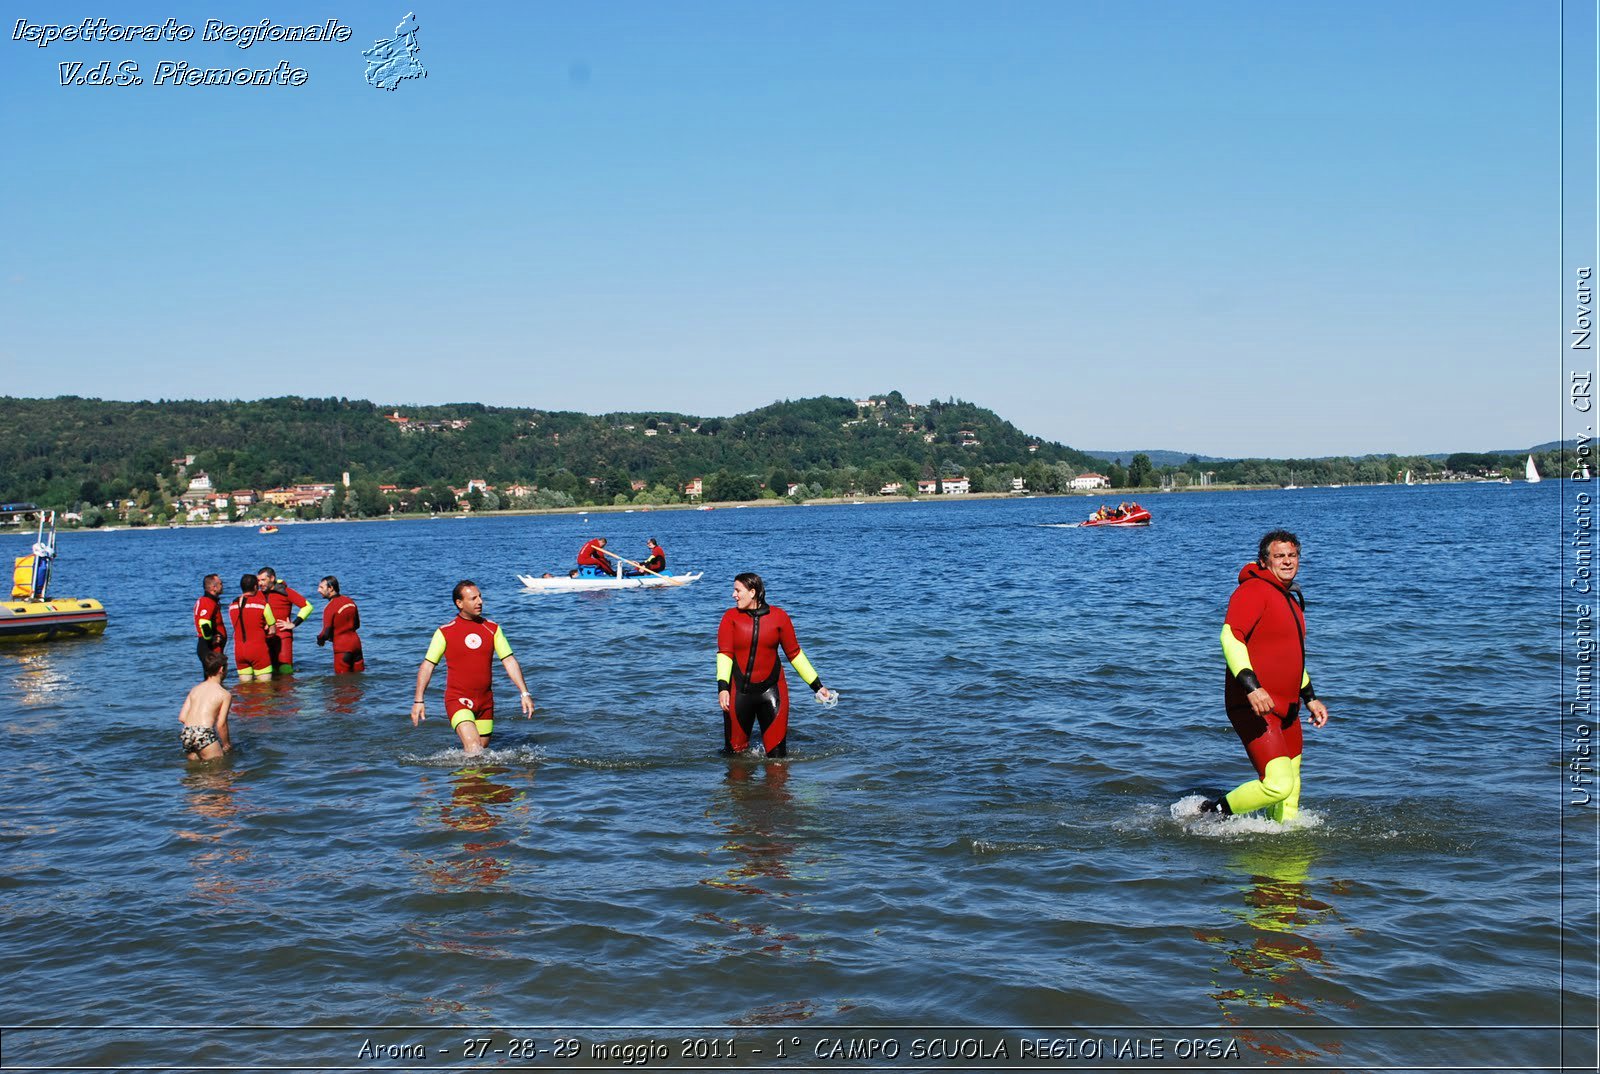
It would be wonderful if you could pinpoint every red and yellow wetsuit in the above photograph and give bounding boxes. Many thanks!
[715,604,824,757]
[228,592,277,678]
[263,583,313,673]
[577,539,611,574]
[193,591,227,663]
[318,594,364,674]
[1219,562,1318,820]
[423,614,513,738]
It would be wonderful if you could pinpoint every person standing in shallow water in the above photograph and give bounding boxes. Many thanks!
[1201,530,1331,821]
[179,648,234,761]
[315,575,365,674]
[257,566,313,675]
[716,572,835,758]
[192,572,228,670]
[412,580,535,755]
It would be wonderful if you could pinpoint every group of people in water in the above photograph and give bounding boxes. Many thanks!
[182,565,364,759]
[179,527,1330,826]
[406,567,836,758]
[192,567,364,680]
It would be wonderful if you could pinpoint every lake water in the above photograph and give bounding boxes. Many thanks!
[1,484,1592,1072]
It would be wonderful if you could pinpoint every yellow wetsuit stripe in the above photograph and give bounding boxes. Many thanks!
[790,650,820,688]
[424,628,447,664]
[1225,755,1298,816]
[716,652,733,684]
[1220,624,1252,677]
[296,601,314,623]
[493,626,512,659]
[262,604,276,626]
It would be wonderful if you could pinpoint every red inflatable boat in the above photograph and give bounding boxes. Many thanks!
[1080,503,1152,527]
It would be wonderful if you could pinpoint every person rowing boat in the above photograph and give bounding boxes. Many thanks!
[577,537,613,576]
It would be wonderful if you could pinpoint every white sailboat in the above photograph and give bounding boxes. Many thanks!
[1404,470,1414,486]
[1526,455,1541,483]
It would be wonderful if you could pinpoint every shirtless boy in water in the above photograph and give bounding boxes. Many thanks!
[180,649,234,761]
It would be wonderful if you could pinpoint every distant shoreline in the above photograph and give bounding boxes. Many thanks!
[5,479,1540,536]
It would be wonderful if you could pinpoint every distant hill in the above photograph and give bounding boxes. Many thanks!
[1095,441,1571,466]
[1084,449,1237,467]
[0,392,1104,513]
[1,393,1577,522]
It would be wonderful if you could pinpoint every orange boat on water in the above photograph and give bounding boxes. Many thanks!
[259,525,279,534]
[1080,502,1151,527]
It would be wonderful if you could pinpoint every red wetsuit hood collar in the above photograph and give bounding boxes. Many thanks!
[1238,562,1289,589]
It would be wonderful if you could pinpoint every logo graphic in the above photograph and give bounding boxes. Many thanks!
[455,696,475,710]
[363,12,425,91]
[464,633,482,650]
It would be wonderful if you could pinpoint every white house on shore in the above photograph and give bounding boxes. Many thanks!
[1071,472,1110,490]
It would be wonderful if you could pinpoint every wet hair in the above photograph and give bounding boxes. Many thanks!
[647,537,660,546]
[202,573,220,589]
[1257,529,1301,565]
[200,648,226,679]
[733,571,767,607]
[240,573,258,592]
[452,579,478,603]
[320,575,340,595]
[257,566,277,581]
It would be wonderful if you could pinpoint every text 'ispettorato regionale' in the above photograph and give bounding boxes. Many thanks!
[13,18,353,87]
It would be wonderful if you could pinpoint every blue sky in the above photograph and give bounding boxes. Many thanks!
[0,1,1566,456]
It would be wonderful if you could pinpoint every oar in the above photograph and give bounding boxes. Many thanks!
[599,547,671,581]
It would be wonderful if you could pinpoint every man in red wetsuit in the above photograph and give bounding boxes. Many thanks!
[257,566,313,675]
[315,575,365,674]
[192,573,228,669]
[576,537,613,575]
[411,580,536,754]
[227,573,277,680]
[716,572,836,757]
[1202,530,1332,822]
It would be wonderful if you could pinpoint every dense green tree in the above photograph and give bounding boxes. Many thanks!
[706,469,760,502]
[423,483,456,512]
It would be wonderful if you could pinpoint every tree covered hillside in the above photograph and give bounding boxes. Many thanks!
[0,392,1103,516]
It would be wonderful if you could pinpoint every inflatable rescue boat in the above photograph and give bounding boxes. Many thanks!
[2,511,107,642]
[1080,503,1152,527]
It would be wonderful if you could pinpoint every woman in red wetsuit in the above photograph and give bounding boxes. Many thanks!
[715,572,835,757]
[315,575,365,674]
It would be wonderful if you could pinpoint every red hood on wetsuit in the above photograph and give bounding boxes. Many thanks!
[1223,562,1306,716]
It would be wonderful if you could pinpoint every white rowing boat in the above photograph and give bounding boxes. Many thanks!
[516,571,703,592]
